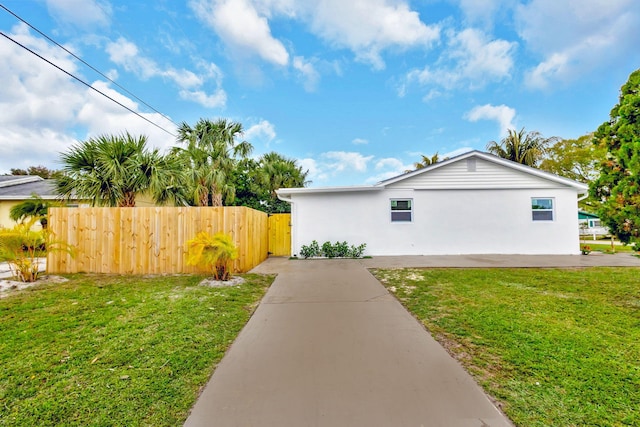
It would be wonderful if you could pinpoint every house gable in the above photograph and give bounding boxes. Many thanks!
[381,151,588,191]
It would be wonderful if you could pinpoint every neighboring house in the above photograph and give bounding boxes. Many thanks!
[578,210,609,239]
[0,176,62,229]
[276,151,589,256]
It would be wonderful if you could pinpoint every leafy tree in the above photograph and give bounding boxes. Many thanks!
[230,152,308,213]
[10,165,59,179]
[9,194,50,229]
[486,127,558,167]
[589,69,640,245]
[174,118,252,206]
[539,134,605,182]
[55,133,189,207]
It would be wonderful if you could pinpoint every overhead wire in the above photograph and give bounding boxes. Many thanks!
[0,3,179,136]
[0,30,176,137]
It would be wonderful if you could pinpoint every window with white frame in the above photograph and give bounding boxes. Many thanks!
[532,198,554,221]
[391,199,412,222]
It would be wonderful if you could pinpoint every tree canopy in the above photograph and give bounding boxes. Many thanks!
[10,165,59,179]
[589,69,640,245]
[55,133,189,207]
[539,133,606,211]
[230,152,308,213]
[174,118,252,206]
[486,127,558,167]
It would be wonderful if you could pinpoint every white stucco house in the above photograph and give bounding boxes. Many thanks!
[276,150,589,256]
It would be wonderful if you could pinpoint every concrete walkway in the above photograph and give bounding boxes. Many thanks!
[184,259,517,427]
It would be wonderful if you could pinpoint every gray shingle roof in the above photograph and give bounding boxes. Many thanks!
[0,176,58,199]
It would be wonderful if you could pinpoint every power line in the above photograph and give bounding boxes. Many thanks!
[0,3,179,128]
[0,30,176,137]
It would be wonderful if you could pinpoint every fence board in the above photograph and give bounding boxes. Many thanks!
[47,206,269,275]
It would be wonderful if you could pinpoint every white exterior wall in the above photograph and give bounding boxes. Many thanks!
[290,187,581,256]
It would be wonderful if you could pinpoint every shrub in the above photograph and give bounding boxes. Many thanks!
[348,243,367,258]
[186,232,238,280]
[300,240,320,259]
[333,241,350,258]
[321,241,337,258]
[299,240,367,258]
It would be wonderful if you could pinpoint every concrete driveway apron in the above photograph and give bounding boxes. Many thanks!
[184,259,512,427]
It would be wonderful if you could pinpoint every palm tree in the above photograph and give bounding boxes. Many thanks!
[174,118,253,206]
[406,152,446,173]
[486,128,557,167]
[9,194,50,228]
[259,152,309,198]
[55,133,189,207]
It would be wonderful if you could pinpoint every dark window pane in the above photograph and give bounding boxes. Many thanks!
[391,200,411,210]
[392,211,412,222]
[532,210,553,221]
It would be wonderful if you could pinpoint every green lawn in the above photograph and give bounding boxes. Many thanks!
[0,273,273,426]
[582,242,636,253]
[373,267,640,427]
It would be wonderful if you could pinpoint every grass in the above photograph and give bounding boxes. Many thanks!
[373,267,640,427]
[0,273,273,426]
[581,242,636,253]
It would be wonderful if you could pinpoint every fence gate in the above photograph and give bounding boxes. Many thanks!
[268,213,291,256]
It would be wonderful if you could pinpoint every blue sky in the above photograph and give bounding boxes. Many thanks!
[1,0,638,187]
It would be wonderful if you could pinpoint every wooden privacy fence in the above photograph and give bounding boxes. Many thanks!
[47,206,269,275]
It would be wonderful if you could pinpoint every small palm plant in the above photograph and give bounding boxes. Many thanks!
[9,194,50,229]
[186,232,239,280]
[0,218,73,282]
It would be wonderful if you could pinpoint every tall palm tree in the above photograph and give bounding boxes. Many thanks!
[259,152,309,198]
[486,128,557,167]
[9,194,50,228]
[174,118,253,206]
[55,133,189,207]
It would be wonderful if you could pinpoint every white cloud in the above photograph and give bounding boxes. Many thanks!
[190,0,438,72]
[352,138,368,145]
[375,157,404,170]
[245,120,277,143]
[0,25,177,174]
[465,104,516,136]
[189,0,289,66]
[179,90,227,108]
[404,28,516,94]
[45,0,112,29]
[516,0,640,89]
[456,0,511,27]
[306,0,440,69]
[292,56,320,92]
[105,37,226,108]
[322,151,374,173]
[298,158,328,183]
[365,157,410,183]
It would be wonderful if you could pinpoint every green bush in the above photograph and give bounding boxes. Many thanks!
[321,241,336,258]
[348,243,367,258]
[299,240,320,259]
[299,240,367,258]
